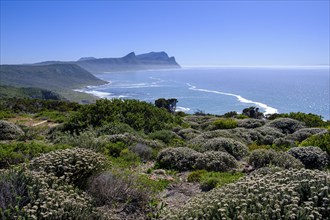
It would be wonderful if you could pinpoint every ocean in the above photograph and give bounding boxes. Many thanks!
[76,67,330,120]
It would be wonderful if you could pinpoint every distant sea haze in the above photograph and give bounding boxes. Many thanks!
[75,67,330,120]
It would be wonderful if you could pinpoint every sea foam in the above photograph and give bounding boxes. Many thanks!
[187,83,278,115]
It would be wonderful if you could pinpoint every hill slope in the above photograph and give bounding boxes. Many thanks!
[0,64,106,90]
[0,85,63,100]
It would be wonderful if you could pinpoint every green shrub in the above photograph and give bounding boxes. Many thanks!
[267,118,304,134]
[29,148,107,188]
[0,142,70,169]
[287,146,329,170]
[268,112,326,127]
[0,120,24,140]
[212,118,238,129]
[247,149,304,169]
[34,110,70,123]
[300,133,330,156]
[105,141,126,157]
[162,169,330,219]
[187,170,207,182]
[148,130,180,144]
[120,148,141,163]
[95,122,137,136]
[199,137,248,159]
[195,151,238,172]
[63,99,181,133]
[156,147,202,171]
[200,177,219,191]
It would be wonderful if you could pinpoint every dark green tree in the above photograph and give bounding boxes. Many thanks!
[155,98,178,113]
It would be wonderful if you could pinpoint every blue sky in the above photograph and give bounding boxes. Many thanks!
[0,0,329,66]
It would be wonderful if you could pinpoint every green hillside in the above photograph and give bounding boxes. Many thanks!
[0,85,63,100]
[0,64,106,90]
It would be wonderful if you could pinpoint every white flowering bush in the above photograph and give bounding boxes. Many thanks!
[29,148,107,187]
[161,169,330,219]
[195,151,238,172]
[237,118,265,128]
[248,149,304,169]
[199,137,248,159]
[0,120,24,140]
[267,118,304,134]
[176,128,202,140]
[156,147,202,171]
[0,168,105,220]
[288,146,329,170]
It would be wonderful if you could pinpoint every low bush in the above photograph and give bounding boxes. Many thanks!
[268,112,326,127]
[29,148,107,188]
[0,142,70,169]
[300,132,330,156]
[247,149,304,169]
[237,118,265,128]
[212,118,238,129]
[148,130,180,144]
[162,169,330,219]
[129,143,153,161]
[195,151,238,172]
[287,146,329,170]
[199,137,248,159]
[156,147,202,171]
[0,120,24,140]
[187,170,207,182]
[255,126,284,145]
[1,168,103,220]
[176,128,201,140]
[267,118,304,134]
[273,137,296,148]
[288,128,328,142]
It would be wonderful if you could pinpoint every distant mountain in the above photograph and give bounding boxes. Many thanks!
[75,52,180,73]
[0,64,106,90]
[0,85,63,100]
[33,51,180,74]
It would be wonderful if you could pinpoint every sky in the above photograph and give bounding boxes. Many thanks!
[0,0,329,66]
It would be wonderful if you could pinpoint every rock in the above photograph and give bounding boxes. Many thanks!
[152,169,166,175]
[0,120,24,140]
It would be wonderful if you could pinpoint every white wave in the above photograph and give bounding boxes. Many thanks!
[74,89,112,98]
[187,83,278,115]
[176,106,191,112]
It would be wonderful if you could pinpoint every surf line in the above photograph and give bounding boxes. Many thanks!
[187,83,278,115]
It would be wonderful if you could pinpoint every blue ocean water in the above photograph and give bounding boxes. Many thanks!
[77,67,330,120]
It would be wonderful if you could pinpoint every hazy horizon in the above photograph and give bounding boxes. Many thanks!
[1,1,329,66]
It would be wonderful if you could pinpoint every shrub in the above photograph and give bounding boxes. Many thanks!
[237,118,265,128]
[119,149,141,163]
[88,171,149,213]
[0,120,24,140]
[212,118,238,129]
[267,118,304,134]
[268,112,326,127]
[247,149,304,169]
[148,130,180,144]
[187,170,207,182]
[176,128,201,140]
[199,137,248,159]
[1,169,103,220]
[0,142,70,169]
[300,132,330,156]
[0,168,29,219]
[95,122,136,136]
[195,151,238,172]
[29,148,107,187]
[129,143,153,161]
[273,137,296,148]
[162,169,330,220]
[156,147,202,171]
[287,146,329,170]
[288,128,328,142]
[200,177,219,192]
[105,141,126,157]
[63,99,181,133]
[255,126,284,145]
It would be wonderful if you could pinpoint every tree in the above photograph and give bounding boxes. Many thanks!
[155,98,178,113]
[242,106,264,119]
